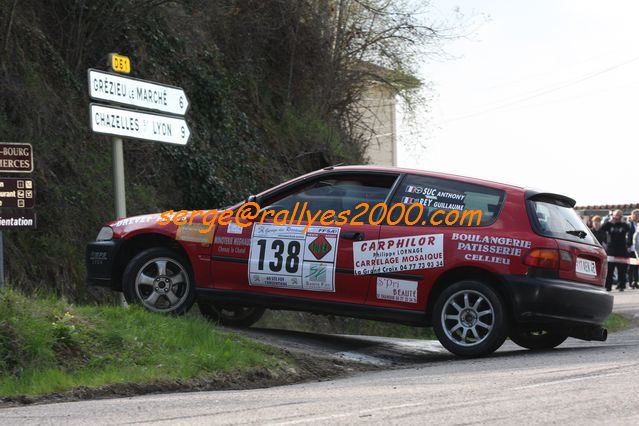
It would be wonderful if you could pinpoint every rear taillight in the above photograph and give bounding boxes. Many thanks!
[524,249,572,271]
[559,250,573,270]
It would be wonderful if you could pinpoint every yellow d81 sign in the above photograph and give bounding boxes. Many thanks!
[109,54,131,74]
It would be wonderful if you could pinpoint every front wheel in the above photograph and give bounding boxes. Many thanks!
[509,327,568,350]
[122,247,196,315]
[198,302,265,327]
[432,280,508,357]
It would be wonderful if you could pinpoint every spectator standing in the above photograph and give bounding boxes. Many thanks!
[601,209,634,291]
[629,209,639,289]
[590,215,607,249]
[602,210,613,225]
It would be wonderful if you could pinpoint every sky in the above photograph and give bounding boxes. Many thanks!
[397,0,639,206]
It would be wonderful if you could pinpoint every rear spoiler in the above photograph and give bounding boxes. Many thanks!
[525,190,576,208]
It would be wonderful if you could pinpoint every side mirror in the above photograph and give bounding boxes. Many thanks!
[242,195,261,221]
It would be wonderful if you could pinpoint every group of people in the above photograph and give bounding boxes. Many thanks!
[589,209,639,291]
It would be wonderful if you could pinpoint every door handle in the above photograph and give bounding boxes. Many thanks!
[341,231,364,241]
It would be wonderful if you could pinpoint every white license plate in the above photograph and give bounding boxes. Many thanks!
[576,258,597,276]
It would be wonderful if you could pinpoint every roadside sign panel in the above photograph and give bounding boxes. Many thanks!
[109,53,131,74]
[0,142,33,173]
[0,210,36,230]
[0,178,35,208]
[90,104,191,145]
[88,69,189,115]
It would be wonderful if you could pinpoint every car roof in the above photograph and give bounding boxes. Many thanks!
[319,165,527,192]
[256,165,530,201]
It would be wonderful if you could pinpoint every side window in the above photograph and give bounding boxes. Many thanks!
[388,174,505,227]
[264,173,398,223]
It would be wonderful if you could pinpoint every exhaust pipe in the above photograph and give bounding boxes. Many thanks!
[569,326,608,342]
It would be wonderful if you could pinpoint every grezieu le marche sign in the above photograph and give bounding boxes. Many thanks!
[88,69,189,116]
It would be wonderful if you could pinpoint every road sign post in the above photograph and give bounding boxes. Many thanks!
[0,231,3,289]
[88,55,191,220]
[88,54,190,303]
[113,137,126,219]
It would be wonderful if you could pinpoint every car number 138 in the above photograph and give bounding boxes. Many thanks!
[255,239,301,274]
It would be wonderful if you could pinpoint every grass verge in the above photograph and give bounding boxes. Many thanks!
[0,289,286,398]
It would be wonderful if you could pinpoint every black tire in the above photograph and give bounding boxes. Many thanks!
[198,302,265,327]
[509,327,568,350]
[432,280,508,357]
[122,247,196,315]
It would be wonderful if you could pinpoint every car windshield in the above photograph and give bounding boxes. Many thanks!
[528,200,598,245]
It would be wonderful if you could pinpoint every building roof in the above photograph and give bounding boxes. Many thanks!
[575,203,639,211]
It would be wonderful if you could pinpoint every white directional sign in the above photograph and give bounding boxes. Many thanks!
[88,69,189,116]
[90,104,191,145]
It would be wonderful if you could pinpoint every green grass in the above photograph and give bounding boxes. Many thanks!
[0,289,280,398]
[603,313,630,333]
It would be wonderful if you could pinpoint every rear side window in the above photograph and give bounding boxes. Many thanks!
[527,200,597,245]
[389,174,506,226]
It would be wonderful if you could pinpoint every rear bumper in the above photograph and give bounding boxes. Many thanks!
[503,275,613,327]
[86,239,124,290]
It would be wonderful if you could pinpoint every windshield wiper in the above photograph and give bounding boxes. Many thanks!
[566,230,587,239]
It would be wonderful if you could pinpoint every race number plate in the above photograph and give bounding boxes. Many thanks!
[248,224,340,292]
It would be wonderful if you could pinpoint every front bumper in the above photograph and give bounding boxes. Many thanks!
[503,275,613,327]
[86,239,124,290]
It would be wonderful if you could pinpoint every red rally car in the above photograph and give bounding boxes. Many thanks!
[86,166,613,357]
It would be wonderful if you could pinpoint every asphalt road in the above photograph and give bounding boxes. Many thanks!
[3,290,639,425]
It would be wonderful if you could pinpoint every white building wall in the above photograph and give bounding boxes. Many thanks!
[355,85,397,166]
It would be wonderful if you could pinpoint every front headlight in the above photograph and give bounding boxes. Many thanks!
[96,226,113,241]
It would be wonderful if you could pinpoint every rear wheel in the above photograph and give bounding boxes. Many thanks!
[432,280,508,357]
[198,302,265,327]
[509,327,568,350]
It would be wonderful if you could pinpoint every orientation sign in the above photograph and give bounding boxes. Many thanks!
[90,103,191,145]
[88,69,189,116]
[0,178,35,208]
[0,210,37,230]
[0,142,33,173]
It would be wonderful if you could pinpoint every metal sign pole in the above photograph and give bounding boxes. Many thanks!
[107,54,128,307]
[112,136,126,219]
[112,136,128,307]
[0,231,4,289]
